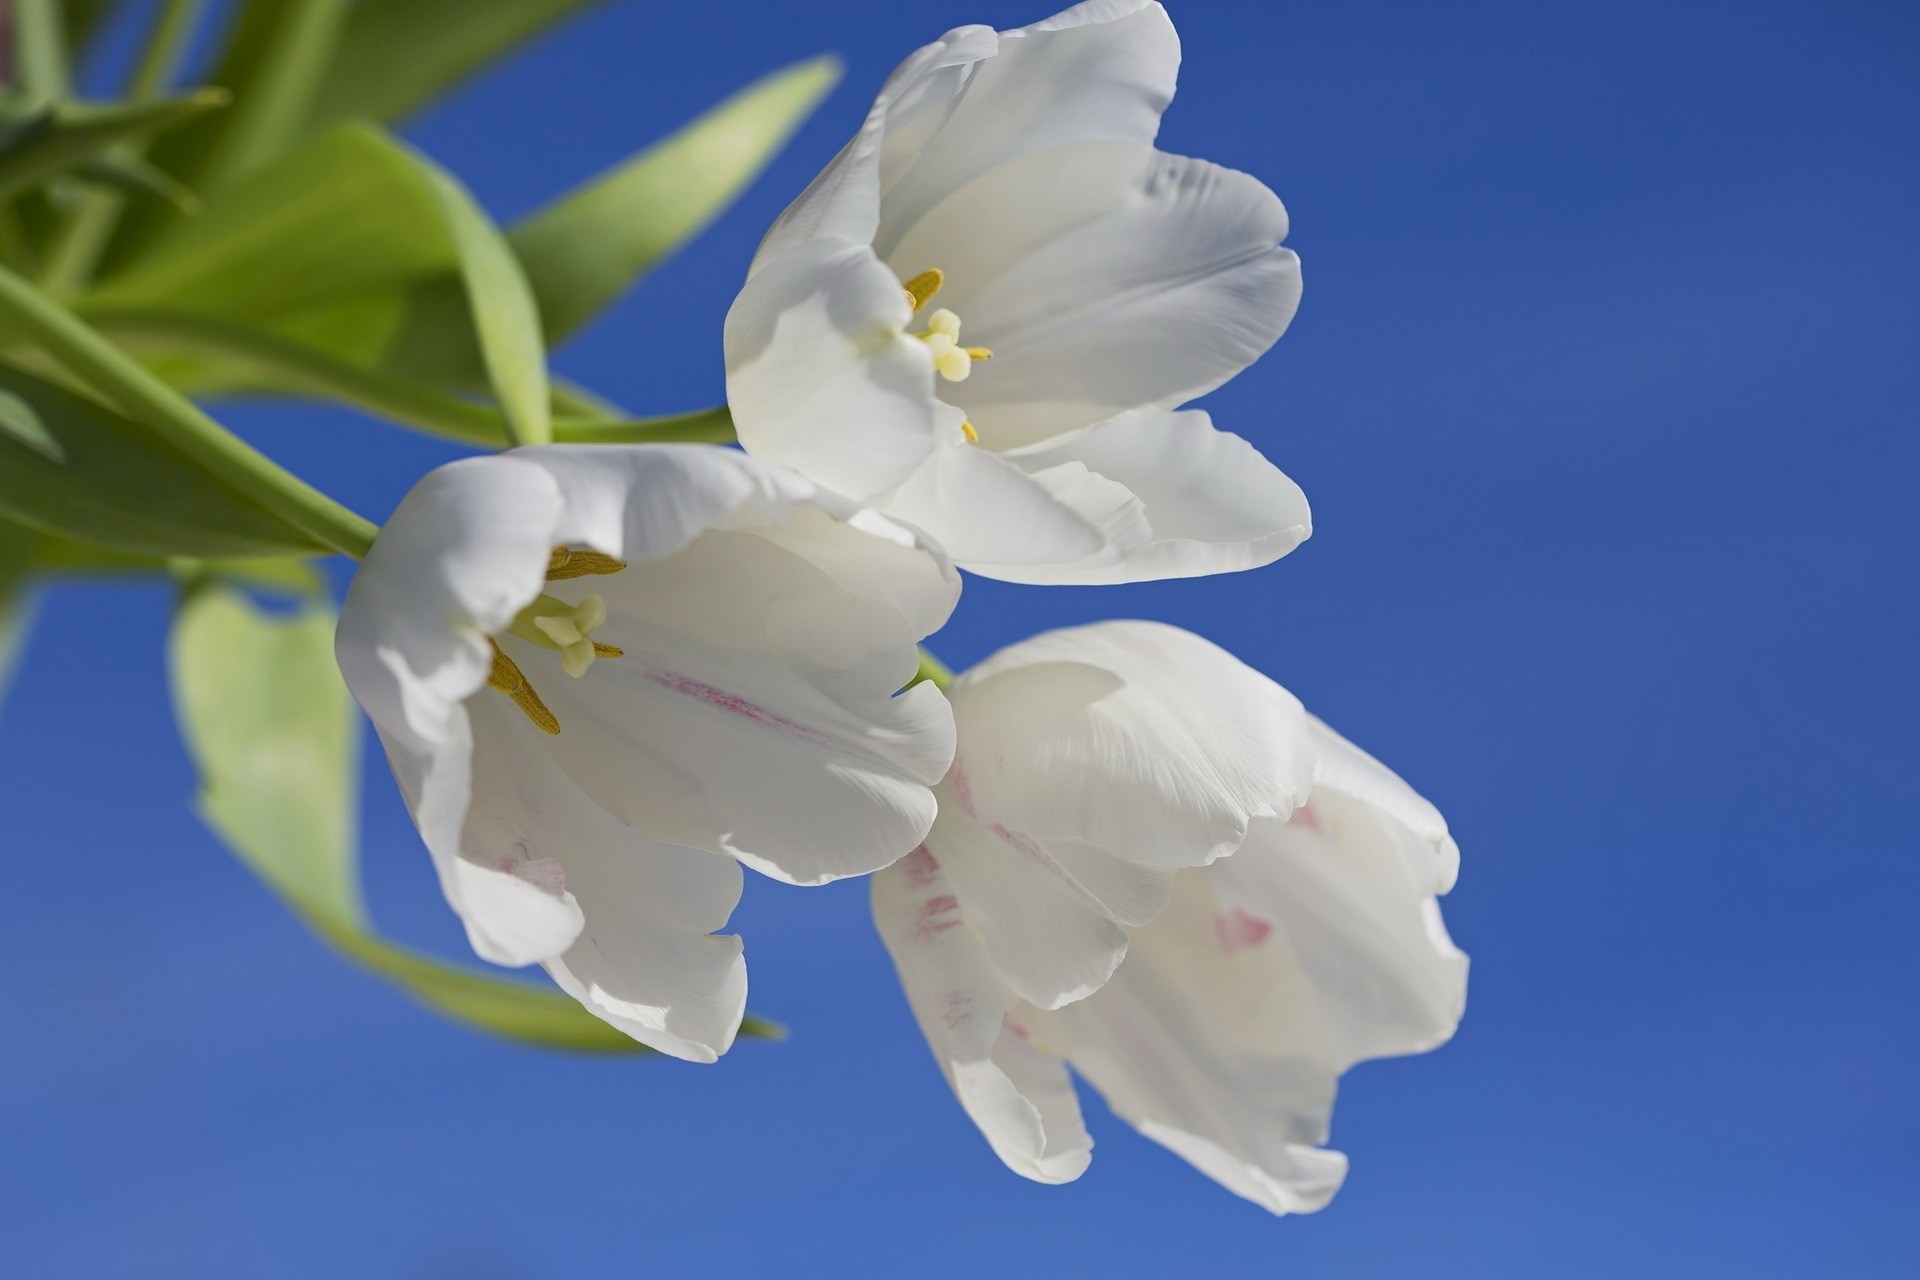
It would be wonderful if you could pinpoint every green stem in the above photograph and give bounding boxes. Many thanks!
[0,265,377,557]
[11,0,68,101]
[81,307,735,447]
[912,648,955,691]
[40,0,211,297]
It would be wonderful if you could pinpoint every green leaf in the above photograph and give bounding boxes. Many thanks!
[406,144,550,445]
[510,56,841,344]
[83,123,551,443]
[0,518,38,715]
[310,0,611,130]
[169,583,780,1053]
[84,123,456,323]
[171,583,363,922]
[9,0,70,102]
[0,362,322,557]
[73,152,202,215]
[106,0,352,272]
[0,91,229,203]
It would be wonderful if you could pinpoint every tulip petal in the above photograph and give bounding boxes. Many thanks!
[1209,806,1469,1071]
[524,521,956,886]
[951,621,1318,869]
[1307,714,1462,894]
[872,850,1094,1183]
[946,153,1300,449]
[725,237,943,501]
[927,802,1138,1010]
[873,1,1179,255]
[1031,870,1350,1216]
[991,408,1312,585]
[338,455,582,967]
[450,698,749,1062]
[882,438,1130,573]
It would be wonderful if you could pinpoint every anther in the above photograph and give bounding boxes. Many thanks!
[546,546,627,580]
[487,641,560,735]
[960,421,979,442]
[901,268,944,312]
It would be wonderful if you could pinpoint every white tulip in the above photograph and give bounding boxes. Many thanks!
[725,0,1311,585]
[336,445,958,1061]
[872,621,1466,1212]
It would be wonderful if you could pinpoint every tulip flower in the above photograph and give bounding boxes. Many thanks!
[336,446,958,1060]
[725,0,1310,584]
[872,621,1466,1212]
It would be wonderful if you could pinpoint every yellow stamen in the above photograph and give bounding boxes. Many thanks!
[960,420,979,442]
[486,641,560,735]
[546,547,627,580]
[901,268,944,312]
[963,346,993,361]
[591,641,624,658]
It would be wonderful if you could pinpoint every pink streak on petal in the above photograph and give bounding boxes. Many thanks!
[903,845,942,888]
[1215,908,1273,953]
[646,671,830,745]
[1291,802,1325,833]
[915,893,963,943]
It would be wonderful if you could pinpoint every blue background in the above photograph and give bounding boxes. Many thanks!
[3,0,1915,1275]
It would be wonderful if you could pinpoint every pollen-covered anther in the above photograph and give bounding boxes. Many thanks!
[902,267,944,312]
[486,641,561,735]
[918,308,988,382]
[546,546,627,580]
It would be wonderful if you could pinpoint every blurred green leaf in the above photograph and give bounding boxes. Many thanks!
[84,122,454,323]
[10,0,70,101]
[511,55,841,343]
[408,145,550,445]
[310,0,611,130]
[0,91,229,202]
[0,362,322,557]
[0,518,37,714]
[170,583,780,1052]
[72,151,201,214]
[83,123,551,439]
[172,583,363,922]
[108,0,351,271]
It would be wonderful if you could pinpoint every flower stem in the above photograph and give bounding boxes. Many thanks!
[83,308,737,448]
[0,265,378,558]
[912,648,955,690]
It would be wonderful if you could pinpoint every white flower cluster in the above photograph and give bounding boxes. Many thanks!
[336,0,1464,1216]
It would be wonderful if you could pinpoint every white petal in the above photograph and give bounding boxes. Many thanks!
[1029,870,1349,1216]
[1307,714,1461,894]
[337,456,584,967]
[749,504,960,645]
[872,850,1093,1183]
[883,140,1154,305]
[926,799,1139,1010]
[874,1,1180,257]
[992,408,1311,585]
[724,238,942,501]
[1208,804,1468,1071]
[524,522,955,886]
[451,697,747,1062]
[752,27,999,270]
[950,621,1318,869]
[947,153,1300,449]
[880,438,1114,571]
[511,443,815,557]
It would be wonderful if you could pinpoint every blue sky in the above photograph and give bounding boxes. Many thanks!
[3,0,1916,1275]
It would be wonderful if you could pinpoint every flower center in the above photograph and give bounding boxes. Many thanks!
[486,546,627,735]
[901,267,992,443]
